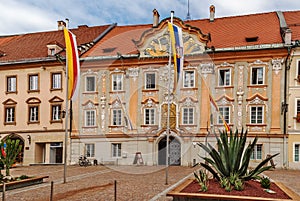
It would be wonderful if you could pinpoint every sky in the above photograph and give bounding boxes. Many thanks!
[1,0,300,35]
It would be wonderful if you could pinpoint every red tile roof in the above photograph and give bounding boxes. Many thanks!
[83,11,289,58]
[188,12,283,48]
[0,25,111,62]
[283,11,300,40]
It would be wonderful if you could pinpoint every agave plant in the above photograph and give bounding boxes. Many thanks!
[197,128,279,190]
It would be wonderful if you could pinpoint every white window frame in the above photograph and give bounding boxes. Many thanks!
[144,108,155,125]
[250,106,264,124]
[29,106,39,122]
[218,106,230,124]
[182,107,194,125]
[251,144,262,160]
[183,70,195,88]
[7,76,16,92]
[294,143,300,162]
[85,76,96,92]
[52,73,62,89]
[5,107,15,123]
[112,109,122,126]
[251,66,264,85]
[29,74,39,91]
[85,144,95,157]
[52,105,61,121]
[218,69,231,86]
[112,143,121,158]
[85,110,96,127]
[145,72,156,89]
[112,74,123,91]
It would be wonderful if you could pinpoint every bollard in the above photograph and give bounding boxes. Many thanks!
[114,180,117,201]
[50,181,54,201]
[2,182,5,201]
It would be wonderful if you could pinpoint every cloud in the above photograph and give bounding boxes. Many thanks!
[0,0,299,35]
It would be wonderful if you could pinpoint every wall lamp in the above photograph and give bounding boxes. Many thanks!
[27,135,31,145]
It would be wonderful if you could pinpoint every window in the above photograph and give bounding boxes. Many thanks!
[29,106,39,122]
[296,100,300,122]
[145,73,156,89]
[250,106,263,124]
[219,69,230,86]
[52,73,62,89]
[51,105,61,121]
[7,76,17,93]
[29,74,39,91]
[112,143,121,157]
[112,109,122,126]
[144,108,155,125]
[251,67,264,85]
[86,76,96,92]
[251,144,262,160]
[218,106,230,124]
[182,107,194,125]
[112,74,123,91]
[85,110,96,127]
[183,71,195,88]
[297,60,300,77]
[85,144,95,157]
[5,107,15,123]
[295,144,299,162]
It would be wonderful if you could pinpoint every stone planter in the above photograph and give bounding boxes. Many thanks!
[0,176,49,191]
[167,178,300,201]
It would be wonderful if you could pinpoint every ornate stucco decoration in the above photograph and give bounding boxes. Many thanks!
[272,58,284,74]
[127,67,139,81]
[217,62,234,68]
[180,97,198,107]
[246,94,269,113]
[133,18,210,58]
[82,100,97,109]
[200,63,214,77]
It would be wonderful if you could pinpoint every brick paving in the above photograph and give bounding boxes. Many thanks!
[3,165,300,201]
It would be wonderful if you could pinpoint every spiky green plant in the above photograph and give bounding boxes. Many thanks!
[260,176,271,189]
[197,128,279,191]
[194,169,208,192]
[0,138,22,176]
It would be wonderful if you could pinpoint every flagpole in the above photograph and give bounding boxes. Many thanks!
[63,56,69,184]
[165,10,174,185]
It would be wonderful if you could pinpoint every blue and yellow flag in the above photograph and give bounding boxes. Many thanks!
[168,22,183,92]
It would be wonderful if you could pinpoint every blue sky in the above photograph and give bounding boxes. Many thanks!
[1,0,300,35]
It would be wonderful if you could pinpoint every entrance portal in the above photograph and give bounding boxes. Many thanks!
[158,136,181,165]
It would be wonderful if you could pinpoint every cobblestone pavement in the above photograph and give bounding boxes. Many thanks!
[3,165,300,201]
[264,168,300,196]
[6,165,198,201]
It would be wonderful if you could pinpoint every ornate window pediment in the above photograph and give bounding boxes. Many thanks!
[134,18,210,57]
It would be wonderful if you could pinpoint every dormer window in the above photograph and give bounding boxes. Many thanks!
[47,42,63,56]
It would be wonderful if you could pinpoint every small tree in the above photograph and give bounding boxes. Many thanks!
[0,138,22,176]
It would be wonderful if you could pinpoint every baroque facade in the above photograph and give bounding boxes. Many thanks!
[0,7,300,169]
[70,8,300,169]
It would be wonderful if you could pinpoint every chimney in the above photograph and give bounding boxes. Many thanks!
[209,5,215,22]
[153,9,160,28]
[57,20,66,30]
[284,28,292,46]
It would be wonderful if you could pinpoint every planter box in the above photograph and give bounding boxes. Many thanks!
[167,178,300,201]
[0,176,49,191]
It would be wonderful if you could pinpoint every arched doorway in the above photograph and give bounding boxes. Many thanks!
[3,134,24,164]
[158,136,181,165]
